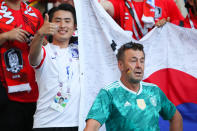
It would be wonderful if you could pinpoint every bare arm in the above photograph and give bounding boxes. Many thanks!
[84,119,101,131]
[0,32,8,46]
[29,14,58,66]
[100,0,115,17]
[0,25,29,46]
[169,109,183,131]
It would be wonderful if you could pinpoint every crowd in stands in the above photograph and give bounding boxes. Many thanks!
[0,0,196,131]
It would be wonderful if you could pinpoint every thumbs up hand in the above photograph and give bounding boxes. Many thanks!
[37,14,58,36]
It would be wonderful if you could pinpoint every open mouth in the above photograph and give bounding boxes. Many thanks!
[58,30,68,34]
[134,71,142,76]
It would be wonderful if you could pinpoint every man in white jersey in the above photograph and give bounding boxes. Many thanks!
[29,4,79,131]
[84,42,183,131]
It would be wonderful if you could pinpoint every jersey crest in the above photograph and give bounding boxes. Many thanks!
[4,48,23,73]
[137,99,146,110]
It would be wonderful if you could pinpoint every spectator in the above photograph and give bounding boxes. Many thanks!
[0,0,43,131]
[29,4,79,131]
[173,0,197,28]
[100,0,184,40]
[84,42,183,131]
[53,0,78,37]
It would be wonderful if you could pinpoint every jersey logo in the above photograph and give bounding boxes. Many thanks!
[4,48,23,73]
[124,101,131,107]
[0,2,14,24]
[70,44,79,59]
[155,6,162,19]
[71,48,79,58]
[137,99,146,110]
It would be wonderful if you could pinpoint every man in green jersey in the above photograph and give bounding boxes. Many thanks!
[84,42,183,131]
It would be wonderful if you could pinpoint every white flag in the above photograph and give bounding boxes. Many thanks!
[75,0,197,130]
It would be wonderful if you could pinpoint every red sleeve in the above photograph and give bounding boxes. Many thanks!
[36,8,44,30]
[166,0,184,22]
[35,46,46,69]
[108,0,121,25]
[31,7,44,31]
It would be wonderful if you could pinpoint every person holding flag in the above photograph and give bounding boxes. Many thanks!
[173,0,197,28]
[100,0,184,40]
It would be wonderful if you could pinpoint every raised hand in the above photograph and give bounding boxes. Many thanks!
[37,14,58,36]
[5,25,29,43]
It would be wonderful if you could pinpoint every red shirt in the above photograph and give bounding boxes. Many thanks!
[109,0,184,39]
[0,1,43,102]
[172,10,197,29]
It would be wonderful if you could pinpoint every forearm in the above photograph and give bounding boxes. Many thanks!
[84,119,100,131]
[84,126,99,131]
[169,110,183,131]
[100,1,114,17]
[170,120,183,131]
[29,32,45,66]
[0,32,8,46]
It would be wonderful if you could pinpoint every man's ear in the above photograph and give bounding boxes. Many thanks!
[118,60,124,72]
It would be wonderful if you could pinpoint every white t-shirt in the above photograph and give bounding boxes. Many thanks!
[33,43,80,128]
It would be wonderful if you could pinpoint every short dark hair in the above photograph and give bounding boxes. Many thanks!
[48,4,77,25]
[116,42,145,61]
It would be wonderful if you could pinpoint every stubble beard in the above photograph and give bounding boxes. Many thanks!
[127,74,141,84]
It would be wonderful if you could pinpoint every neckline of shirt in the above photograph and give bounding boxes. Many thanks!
[118,80,143,95]
[49,43,70,56]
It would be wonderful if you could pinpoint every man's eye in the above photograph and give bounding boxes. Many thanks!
[140,59,145,63]
[55,19,61,22]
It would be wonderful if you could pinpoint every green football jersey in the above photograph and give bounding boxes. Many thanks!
[86,81,176,131]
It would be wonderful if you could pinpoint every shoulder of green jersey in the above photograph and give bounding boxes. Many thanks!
[103,81,120,91]
[142,81,158,87]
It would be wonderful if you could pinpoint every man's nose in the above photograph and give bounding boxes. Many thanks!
[59,21,66,28]
[136,60,141,67]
